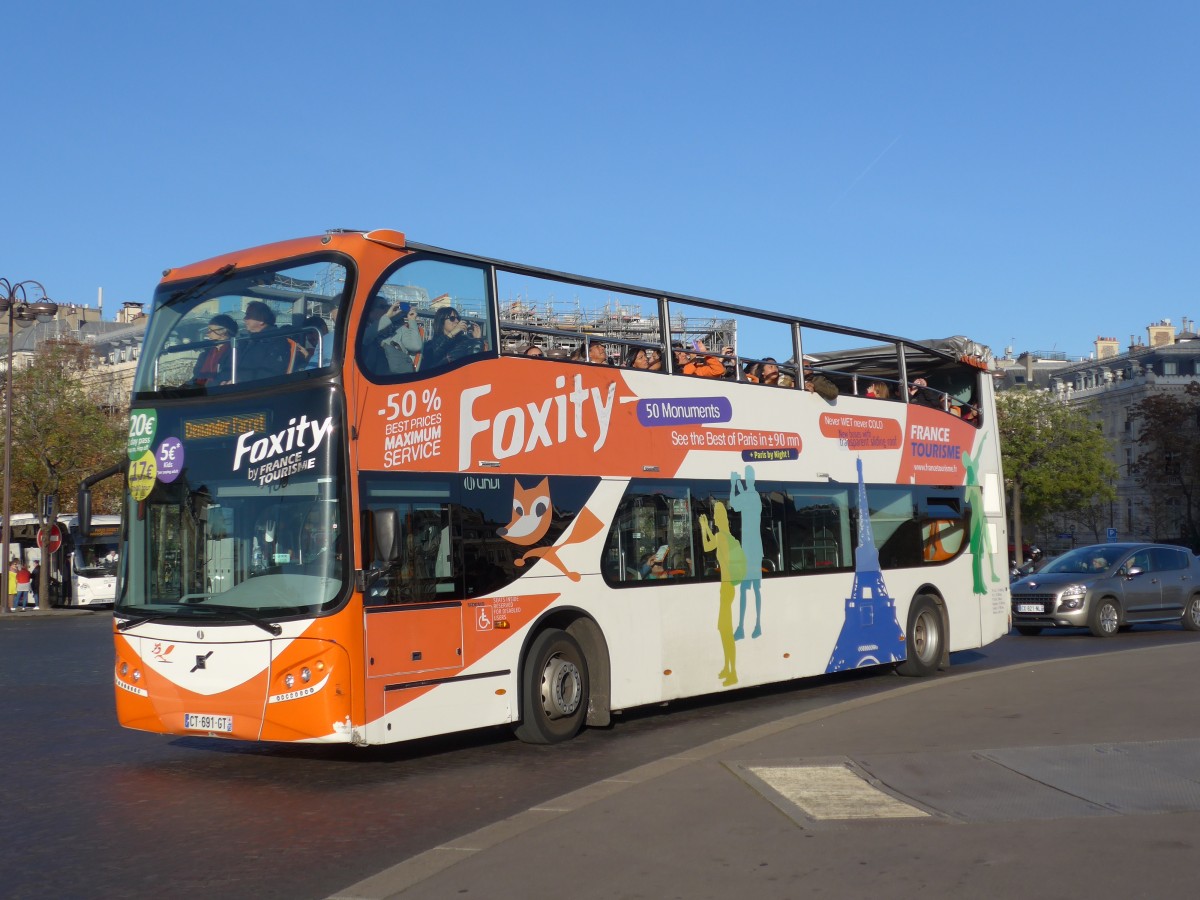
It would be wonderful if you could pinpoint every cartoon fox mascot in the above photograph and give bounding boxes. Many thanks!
[498,477,604,582]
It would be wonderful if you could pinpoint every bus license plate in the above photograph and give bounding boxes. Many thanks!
[1016,603,1044,614]
[184,713,233,732]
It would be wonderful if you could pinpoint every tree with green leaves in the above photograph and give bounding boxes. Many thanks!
[4,338,127,520]
[1128,382,1200,548]
[996,388,1118,563]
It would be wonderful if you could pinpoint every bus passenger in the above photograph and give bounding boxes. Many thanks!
[422,306,484,369]
[522,344,544,358]
[625,347,650,369]
[759,358,780,386]
[588,342,611,365]
[192,314,237,386]
[239,301,295,380]
[300,315,330,369]
[803,361,839,401]
[673,341,725,378]
[907,377,941,408]
[365,299,422,374]
[645,348,663,371]
[865,381,891,399]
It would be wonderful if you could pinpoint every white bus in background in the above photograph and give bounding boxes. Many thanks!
[4,513,120,607]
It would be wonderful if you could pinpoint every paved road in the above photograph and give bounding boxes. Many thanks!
[2,611,1195,899]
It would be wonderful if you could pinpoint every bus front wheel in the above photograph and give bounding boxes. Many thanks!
[897,594,944,677]
[514,628,590,745]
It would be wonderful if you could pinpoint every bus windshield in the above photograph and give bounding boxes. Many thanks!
[134,255,351,395]
[75,537,119,576]
[118,391,348,620]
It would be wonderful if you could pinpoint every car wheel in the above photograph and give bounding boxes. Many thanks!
[513,628,589,744]
[897,594,944,677]
[1015,625,1042,636]
[1182,595,1200,632]
[1087,597,1120,638]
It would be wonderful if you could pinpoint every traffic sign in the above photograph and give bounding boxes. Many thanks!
[38,524,62,553]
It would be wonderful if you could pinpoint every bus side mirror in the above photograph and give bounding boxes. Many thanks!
[372,510,400,567]
[78,462,124,539]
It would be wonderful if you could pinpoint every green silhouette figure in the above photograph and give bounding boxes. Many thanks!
[700,502,746,686]
[963,435,1000,594]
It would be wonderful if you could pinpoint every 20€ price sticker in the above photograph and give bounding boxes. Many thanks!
[128,451,158,501]
[128,410,158,458]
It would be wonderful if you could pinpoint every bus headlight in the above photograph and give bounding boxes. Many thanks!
[284,674,295,689]
[301,667,312,683]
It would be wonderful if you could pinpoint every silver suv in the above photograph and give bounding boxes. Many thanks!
[1010,542,1200,637]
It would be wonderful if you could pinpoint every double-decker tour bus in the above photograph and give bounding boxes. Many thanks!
[101,228,1010,746]
[5,513,120,607]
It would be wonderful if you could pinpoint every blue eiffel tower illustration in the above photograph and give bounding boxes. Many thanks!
[826,458,906,672]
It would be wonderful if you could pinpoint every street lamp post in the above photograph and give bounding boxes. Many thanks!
[1,279,57,614]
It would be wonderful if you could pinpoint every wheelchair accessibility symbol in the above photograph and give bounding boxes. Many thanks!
[476,605,493,631]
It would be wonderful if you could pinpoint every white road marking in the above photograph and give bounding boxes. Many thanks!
[749,764,928,819]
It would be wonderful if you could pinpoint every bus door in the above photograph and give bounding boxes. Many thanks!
[361,499,464,730]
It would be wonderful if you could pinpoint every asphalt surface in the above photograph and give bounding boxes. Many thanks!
[6,606,1200,899]
[331,638,1200,900]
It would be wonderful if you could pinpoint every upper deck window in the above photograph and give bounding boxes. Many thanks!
[359,257,492,379]
[134,257,350,395]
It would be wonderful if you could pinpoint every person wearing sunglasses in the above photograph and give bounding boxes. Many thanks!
[422,304,484,370]
[191,314,238,386]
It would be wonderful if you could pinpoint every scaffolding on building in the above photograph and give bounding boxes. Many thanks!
[496,294,737,359]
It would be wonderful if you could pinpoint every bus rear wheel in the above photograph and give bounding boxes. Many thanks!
[897,594,944,677]
[514,628,590,745]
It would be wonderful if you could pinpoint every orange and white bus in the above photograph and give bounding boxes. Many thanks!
[103,228,1010,746]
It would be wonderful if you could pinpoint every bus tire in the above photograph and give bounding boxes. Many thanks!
[514,628,590,745]
[897,594,943,677]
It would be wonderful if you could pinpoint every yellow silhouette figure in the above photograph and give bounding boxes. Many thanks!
[700,502,746,686]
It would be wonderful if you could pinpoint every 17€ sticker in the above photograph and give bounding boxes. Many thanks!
[128,410,157,458]
[128,451,157,501]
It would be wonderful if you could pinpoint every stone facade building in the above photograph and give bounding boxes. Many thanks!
[1032,319,1200,549]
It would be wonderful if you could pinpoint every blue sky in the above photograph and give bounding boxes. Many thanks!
[5,1,1198,360]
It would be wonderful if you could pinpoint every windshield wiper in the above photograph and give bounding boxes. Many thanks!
[165,263,237,306]
[116,611,175,631]
[199,604,283,636]
[118,602,282,636]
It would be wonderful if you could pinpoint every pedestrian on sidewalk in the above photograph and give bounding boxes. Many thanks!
[15,562,32,611]
[29,562,40,609]
[7,561,16,611]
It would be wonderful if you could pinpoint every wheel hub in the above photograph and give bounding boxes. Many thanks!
[540,655,582,720]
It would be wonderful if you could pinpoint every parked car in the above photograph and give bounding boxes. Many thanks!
[1010,542,1200,637]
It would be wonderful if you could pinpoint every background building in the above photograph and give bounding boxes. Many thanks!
[1014,318,1200,551]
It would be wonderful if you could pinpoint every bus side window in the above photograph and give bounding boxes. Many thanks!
[784,489,850,573]
[361,258,493,379]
